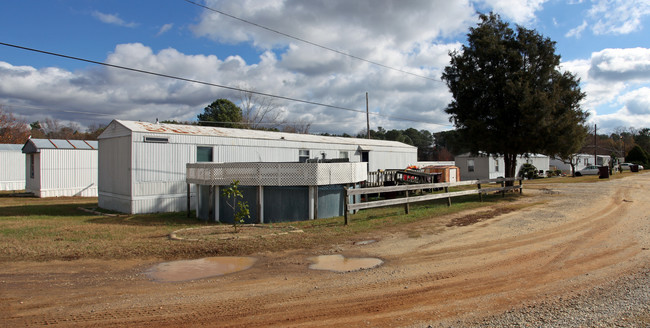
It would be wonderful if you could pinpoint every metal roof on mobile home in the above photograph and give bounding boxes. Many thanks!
[99,120,416,149]
[22,139,98,153]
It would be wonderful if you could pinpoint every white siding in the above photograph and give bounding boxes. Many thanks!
[456,154,550,180]
[98,120,418,214]
[0,150,25,191]
[37,149,98,197]
[98,136,132,212]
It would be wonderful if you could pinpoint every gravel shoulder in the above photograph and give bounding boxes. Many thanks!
[2,173,649,327]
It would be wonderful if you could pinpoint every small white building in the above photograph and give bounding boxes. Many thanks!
[0,144,26,191]
[550,154,612,174]
[455,153,550,180]
[22,139,98,197]
[98,120,417,214]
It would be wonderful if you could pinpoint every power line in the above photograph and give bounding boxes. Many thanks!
[1,103,115,117]
[0,41,451,127]
[182,0,444,83]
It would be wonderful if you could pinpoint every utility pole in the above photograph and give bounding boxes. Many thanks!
[366,92,370,139]
[594,124,597,165]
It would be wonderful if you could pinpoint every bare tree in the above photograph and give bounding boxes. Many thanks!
[237,87,285,130]
[282,117,312,134]
[0,106,30,144]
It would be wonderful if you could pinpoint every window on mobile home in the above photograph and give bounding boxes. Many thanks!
[197,146,213,162]
[299,149,310,163]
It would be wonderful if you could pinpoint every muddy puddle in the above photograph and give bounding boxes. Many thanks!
[308,254,383,273]
[146,257,257,282]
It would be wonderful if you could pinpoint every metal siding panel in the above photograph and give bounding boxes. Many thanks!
[262,186,309,223]
[38,149,98,197]
[218,186,258,224]
[317,185,345,219]
[99,136,132,197]
[0,150,26,190]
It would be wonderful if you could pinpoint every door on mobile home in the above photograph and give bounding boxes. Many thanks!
[361,151,369,171]
[449,168,457,183]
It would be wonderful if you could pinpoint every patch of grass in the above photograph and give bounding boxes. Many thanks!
[0,191,525,262]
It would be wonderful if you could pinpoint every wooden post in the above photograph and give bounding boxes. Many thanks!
[501,180,505,198]
[519,178,523,194]
[344,187,349,225]
[478,183,483,202]
[445,186,451,207]
[187,183,191,218]
[404,190,410,214]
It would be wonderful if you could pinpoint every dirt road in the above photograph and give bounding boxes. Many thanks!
[2,174,650,327]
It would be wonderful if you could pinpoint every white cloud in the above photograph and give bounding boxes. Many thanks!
[191,0,475,53]
[156,23,173,36]
[565,20,588,38]
[0,41,456,134]
[619,87,650,115]
[589,0,650,35]
[479,0,548,24]
[562,49,650,133]
[589,48,650,82]
[91,11,138,28]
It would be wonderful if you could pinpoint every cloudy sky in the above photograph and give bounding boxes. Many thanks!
[1,0,649,135]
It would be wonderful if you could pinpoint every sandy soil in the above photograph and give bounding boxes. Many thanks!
[2,174,650,327]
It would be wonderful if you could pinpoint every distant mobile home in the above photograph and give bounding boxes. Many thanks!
[550,154,611,174]
[98,120,417,214]
[22,139,98,197]
[0,144,26,191]
[455,153,550,180]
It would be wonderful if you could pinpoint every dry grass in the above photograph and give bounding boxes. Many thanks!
[0,191,525,262]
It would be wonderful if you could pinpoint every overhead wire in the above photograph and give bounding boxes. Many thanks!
[0,42,451,127]
[182,0,445,83]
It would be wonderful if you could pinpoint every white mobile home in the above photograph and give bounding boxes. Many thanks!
[0,144,26,191]
[550,154,611,174]
[22,139,98,197]
[98,119,417,214]
[455,153,550,180]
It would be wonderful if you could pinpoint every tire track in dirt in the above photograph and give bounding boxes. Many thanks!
[3,176,649,327]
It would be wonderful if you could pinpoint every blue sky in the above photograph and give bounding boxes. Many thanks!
[1,0,650,135]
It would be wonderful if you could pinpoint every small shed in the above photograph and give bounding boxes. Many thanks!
[186,161,366,223]
[423,165,460,183]
[455,153,549,180]
[22,139,98,197]
[0,144,26,191]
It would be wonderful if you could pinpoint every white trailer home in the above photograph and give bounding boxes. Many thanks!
[22,139,99,197]
[98,119,417,214]
[0,144,26,191]
[550,154,611,174]
[455,153,550,180]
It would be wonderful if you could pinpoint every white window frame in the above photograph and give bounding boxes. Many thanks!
[299,149,310,163]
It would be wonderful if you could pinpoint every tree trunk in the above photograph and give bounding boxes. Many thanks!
[503,153,517,186]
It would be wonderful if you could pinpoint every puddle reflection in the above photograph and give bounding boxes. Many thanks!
[146,257,257,282]
[308,254,383,273]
